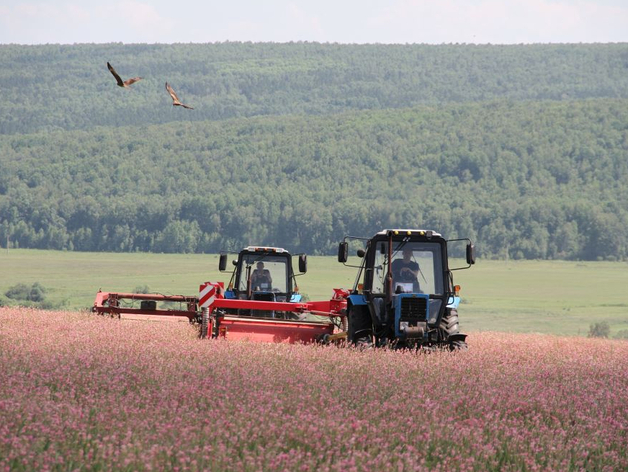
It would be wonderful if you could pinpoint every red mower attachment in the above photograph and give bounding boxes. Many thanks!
[198,281,346,343]
[92,282,348,344]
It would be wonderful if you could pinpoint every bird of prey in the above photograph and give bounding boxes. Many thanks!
[107,62,143,88]
[165,82,194,109]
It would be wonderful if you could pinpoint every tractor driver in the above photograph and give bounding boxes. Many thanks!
[391,248,420,292]
[251,261,272,291]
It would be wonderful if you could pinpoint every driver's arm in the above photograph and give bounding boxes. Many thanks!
[400,264,418,278]
[407,266,419,278]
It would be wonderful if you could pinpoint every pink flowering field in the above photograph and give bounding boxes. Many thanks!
[1,307,627,471]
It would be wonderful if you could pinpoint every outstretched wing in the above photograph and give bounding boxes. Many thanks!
[165,82,194,109]
[107,62,124,87]
[165,82,181,104]
[123,77,143,86]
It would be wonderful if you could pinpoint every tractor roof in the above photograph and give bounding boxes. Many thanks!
[243,246,290,254]
[374,229,443,238]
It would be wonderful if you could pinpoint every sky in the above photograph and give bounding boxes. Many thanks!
[0,0,627,45]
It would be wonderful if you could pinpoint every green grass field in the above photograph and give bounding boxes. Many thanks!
[1,249,627,337]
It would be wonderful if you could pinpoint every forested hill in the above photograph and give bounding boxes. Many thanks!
[1,43,628,260]
[1,43,628,135]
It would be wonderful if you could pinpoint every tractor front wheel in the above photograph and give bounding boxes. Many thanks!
[449,338,468,351]
[439,308,468,350]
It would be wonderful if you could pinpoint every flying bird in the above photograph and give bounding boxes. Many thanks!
[107,62,142,88]
[165,82,194,109]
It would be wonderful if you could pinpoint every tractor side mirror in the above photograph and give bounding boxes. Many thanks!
[232,259,238,266]
[219,254,228,271]
[298,254,307,274]
[466,243,476,265]
[357,249,365,258]
[338,242,348,263]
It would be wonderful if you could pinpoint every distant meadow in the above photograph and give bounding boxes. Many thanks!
[1,250,627,337]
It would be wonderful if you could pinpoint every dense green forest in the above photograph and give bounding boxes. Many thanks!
[1,43,627,259]
[2,43,628,134]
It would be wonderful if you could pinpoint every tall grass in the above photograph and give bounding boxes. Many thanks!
[1,307,628,471]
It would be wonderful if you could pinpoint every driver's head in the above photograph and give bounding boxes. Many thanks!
[402,248,413,260]
[257,262,264,270]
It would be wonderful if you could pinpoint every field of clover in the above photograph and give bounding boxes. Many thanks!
[1,307,627,471]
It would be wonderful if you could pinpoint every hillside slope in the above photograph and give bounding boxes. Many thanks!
[1,99,626,258]
[1,42,627,134]
[1,43,627,258]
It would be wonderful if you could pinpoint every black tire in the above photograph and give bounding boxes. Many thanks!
[439,308,460,334]
[439,308,468,350]
[317,333,330,345]
[449,338,468,351]
[347,304,372,346]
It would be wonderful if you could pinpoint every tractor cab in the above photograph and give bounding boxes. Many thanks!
[338,229,474,349]
[219,246,307,314]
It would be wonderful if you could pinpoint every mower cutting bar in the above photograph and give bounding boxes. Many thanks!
[92,291,199,320]
[306,309,345,318]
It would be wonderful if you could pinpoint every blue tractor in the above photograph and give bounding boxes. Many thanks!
[337,229,475,349]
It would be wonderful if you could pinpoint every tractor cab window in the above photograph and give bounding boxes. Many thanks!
[371,242,444,295]
[238,254,289,294]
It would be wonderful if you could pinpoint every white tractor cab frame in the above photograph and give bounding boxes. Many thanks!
[219,246,308,314]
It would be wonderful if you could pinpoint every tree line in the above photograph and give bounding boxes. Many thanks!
[1,98,627,260]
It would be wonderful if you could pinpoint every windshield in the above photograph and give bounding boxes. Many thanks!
[238,254,289,293]
[371,241,444,295]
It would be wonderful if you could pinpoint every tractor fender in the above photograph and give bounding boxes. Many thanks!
[346,295,371,344]
[347,294,368,306]
[446,296,461,309]
[448,333,467,343]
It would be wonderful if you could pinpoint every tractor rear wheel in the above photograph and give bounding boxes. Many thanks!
[347,305,372,347]
[439,308,467,350]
